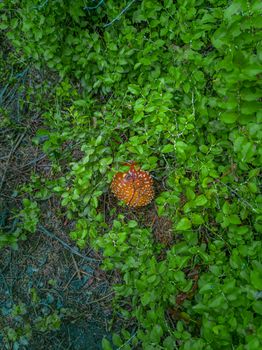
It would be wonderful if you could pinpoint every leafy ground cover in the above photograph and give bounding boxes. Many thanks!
[0,0,262,349]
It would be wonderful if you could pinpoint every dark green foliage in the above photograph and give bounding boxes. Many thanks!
[1,0,261,349]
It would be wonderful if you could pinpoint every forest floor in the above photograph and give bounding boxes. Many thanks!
[0,55,118,349]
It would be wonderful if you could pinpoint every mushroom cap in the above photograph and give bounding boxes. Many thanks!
[111,163,154,207]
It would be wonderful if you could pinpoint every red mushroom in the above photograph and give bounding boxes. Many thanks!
[111,162,154,208]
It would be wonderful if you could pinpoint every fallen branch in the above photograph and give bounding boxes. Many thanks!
[38,224,100,263]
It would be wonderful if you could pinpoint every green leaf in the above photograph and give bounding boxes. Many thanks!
[199,283,216,294]
[128,84,140,95]
[250,270,262,290]
[221,112,238,124]
[241,142,255,162]
[209,295,225,308]
[147,275,156,283]
[191,213,204,225]
[150,325,163,343]
[102,338,113,350]
[186,188,195,200]
[133,113,144,123]
[141,292,152,306]
[137,145,144,154]
[228,215,241,225]
[0,23,8,30]
[162,144,174,153]
[183,82,190,93]
[194,195,208,206]
[112,333,122,347]
[103,245,116,257]
[176,218,192,231]
[100,157,113,167]
[230,249,243,269]
[224,2,242,20]
[253,301,262,316]
[222,202,231,215]
[128,220,138,228]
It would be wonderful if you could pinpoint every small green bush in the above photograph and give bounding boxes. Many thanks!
[0,199,40,250]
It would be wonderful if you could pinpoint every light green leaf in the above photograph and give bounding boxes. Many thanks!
[128,84,140,95]
[221,112,238,124]
[128,220,138,228]
[102,338,113,350]
[162,144,174,153]
[176,218,192,231]
[209,295,224,308]
[253,301,262,316]
[228,215,241,225]
[250,270,262,290]
[141,292,152,306]
[191,213,204,225]
[195,195,208,206]
[150,325,163,343]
